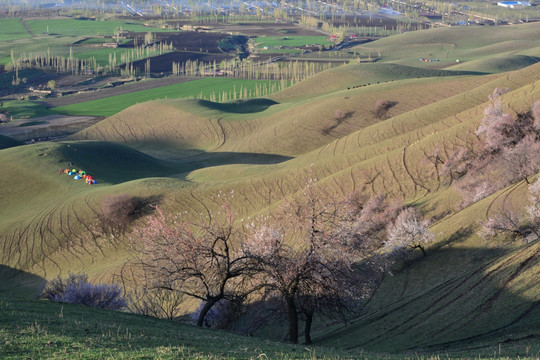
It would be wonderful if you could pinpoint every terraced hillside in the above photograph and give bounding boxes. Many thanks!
[1,22,540,358]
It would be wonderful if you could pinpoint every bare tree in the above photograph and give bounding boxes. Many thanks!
[385,207,434,257]
[244,179,391,344]
[447,98,540,206]
[479,201,526,241]
[488,87,510,100]
[500,135,540,184]
[527,178,540,237]
[133,203,256,327]
[480,178,540,242]
[128,286,185,320]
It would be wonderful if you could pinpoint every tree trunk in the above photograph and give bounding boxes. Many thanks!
[286,296,299,344]
[197,299,217,327]
[304,311,313,345]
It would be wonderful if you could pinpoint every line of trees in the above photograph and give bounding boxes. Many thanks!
[172,58,336,82]
[8,42,173,76]
[131,179,434,344]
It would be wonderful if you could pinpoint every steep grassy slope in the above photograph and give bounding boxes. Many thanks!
[0,141,187,277]
[318,186,540,356]
[0,293,372,360]
[74,71,501,158]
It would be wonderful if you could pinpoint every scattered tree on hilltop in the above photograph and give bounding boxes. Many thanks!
[385,207,434,257]
[480,177,540,242]
[443,90,540,206]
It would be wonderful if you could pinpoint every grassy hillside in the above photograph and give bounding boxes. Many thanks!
[1,22,540,358]
[0,293,371,360]
[353,22,540,71]
[55,78,285,117]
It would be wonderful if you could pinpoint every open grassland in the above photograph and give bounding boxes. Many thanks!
[1,23,540,358]
[0,35,77,66]
[0,294,371,360]
[1,100,56,120]
[55,78,286,117]
[270,62,487,101]
[253,35,333,48]
[0,18,30,41]
[353,22,540,71]
[25,19,175,37]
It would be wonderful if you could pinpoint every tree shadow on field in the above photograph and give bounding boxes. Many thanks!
[196,98,279,114]
[57,141,292,185]
[314,239,540,357]
[0,265,45,298]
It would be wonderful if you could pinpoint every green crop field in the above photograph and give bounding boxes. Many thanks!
[1,100,55,120]
[254,35,332,48]
[0,18,30,41]
[258,48,304,54]
[55,78,286,117]
[25,19,176,37]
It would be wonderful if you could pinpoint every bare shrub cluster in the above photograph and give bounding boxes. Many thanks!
[41,273,127,310]
[372,100,397,119]
[480,178,540,243]
[99,194,155,235]
[443,91,540,207]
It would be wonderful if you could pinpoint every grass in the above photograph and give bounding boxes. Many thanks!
[257,48,304,54]
[0,18,31,41]
[1,100,55,120]
[0,294,370,360]
[253,36,332,48]
[73,47,171,66]
[75,37,130,45]
[353,22,540,72]
[25,19,176,37]
[54,78,285,117]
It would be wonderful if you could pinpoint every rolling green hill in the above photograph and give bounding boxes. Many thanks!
[1,22,540,359]
[352,22,540,71]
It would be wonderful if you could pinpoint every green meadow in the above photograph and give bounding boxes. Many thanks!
[25,19,175,37]
[0,18,31,41]
[55,78,285,117]
[254,35,332,48]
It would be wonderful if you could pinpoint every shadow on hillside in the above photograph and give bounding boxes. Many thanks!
[0,265,45,298]
[169,151,293,174]
[196,98,279,113]
[58,141,293,184]
[314,240,540,356]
